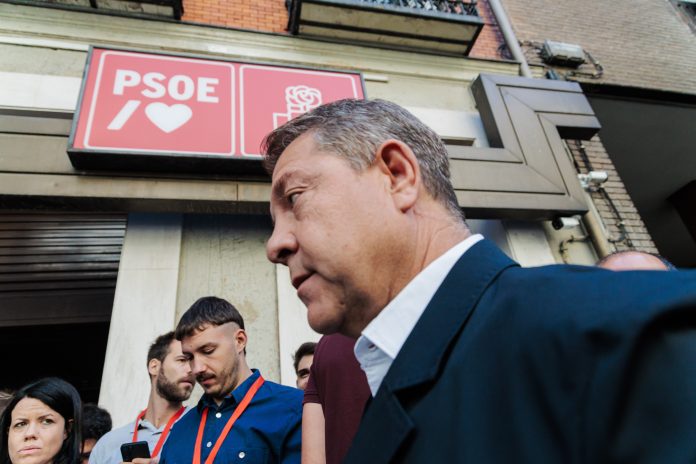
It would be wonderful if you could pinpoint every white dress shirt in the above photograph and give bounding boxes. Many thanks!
[354,234,484,396]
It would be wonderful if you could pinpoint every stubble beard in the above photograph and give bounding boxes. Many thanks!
[156,368,192,403]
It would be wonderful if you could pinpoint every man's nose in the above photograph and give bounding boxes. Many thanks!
[266,221,297,265]
[190,357,206,376]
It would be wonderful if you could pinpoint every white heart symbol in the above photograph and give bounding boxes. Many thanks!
[145,102,192,133]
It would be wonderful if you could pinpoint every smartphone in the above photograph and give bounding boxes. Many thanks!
[120,441,151,462]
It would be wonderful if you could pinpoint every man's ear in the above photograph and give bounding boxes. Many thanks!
[148,358,161,378]
[374,139,420,212]
[234,329,248,355]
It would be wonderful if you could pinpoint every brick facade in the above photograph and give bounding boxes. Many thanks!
[469,0,510,60]
[568,138,658,253]
[499,0,696,94]
[183,0,287,33]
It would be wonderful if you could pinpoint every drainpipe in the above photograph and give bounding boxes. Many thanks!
[486,0,532,78]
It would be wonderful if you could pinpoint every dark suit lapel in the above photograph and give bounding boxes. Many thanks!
[345,239,517,463]
[344,387,415,463]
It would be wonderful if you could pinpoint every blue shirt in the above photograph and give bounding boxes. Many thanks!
[159,370,302,464]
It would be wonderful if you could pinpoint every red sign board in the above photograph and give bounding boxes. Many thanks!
[68,47,365,173]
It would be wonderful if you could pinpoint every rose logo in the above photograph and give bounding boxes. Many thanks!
[273,85,324,128]
[286,85,322,113]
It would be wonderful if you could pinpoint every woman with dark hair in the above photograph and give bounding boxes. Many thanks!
[0,378,82,464]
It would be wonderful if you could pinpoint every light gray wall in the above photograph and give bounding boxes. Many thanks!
[175,214,280,383]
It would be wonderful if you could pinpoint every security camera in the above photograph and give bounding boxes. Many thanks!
[578,171,608,189]
[552,216,580,230]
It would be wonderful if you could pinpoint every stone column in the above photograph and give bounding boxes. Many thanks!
[98,213,183,427]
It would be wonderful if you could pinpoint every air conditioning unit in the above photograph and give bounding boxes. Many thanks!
[541,40,586,67]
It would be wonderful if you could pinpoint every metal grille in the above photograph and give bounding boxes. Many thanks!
[361,0,478,16]
[0,212,126,294]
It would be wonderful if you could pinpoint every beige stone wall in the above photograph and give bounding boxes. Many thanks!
[175,214,280,382]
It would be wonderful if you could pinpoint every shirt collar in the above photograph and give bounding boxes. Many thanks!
[198,369,261,412]
[356,234,483,361]
[136,418,162,434]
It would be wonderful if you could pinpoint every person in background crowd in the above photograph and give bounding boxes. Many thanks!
[263,98,696,463]
[0,377,82,464]
[152,296,302,464]
[597,249,676,270]
[80,404,112,464]
[302,334,370,464]
[89,332,193,464]
[292,342,316,391]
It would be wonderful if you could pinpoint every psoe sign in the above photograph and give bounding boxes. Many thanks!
[68,47,365,174]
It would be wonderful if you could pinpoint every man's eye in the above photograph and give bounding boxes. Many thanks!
[288,192,300,205]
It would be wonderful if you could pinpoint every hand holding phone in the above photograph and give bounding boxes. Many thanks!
[120,441,151,462]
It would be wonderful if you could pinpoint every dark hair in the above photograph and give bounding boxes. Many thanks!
[81,403,112,441]
[293,342,317,373]
[147,331,176,369]
[0,377,82,464]
[175,296,246,341]
[0,391,12,417]
[262,98,463,219]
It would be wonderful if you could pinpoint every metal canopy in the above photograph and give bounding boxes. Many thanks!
[17,0,183,20]
[287,0,485,56]
[452,73,601,219]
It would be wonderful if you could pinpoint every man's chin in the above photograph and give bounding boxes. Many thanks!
[307,311,343,335]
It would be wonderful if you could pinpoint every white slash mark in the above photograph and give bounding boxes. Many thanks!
[107,100,141,130]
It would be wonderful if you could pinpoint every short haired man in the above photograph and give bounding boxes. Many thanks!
[89,332,193,464]
[264,98,696,463]
[292,342,316,390]
[597,249,675,270]
[156,296,302,464]
[81,403,112,464]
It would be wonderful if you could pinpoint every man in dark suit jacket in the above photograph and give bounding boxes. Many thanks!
[262,98,696,463]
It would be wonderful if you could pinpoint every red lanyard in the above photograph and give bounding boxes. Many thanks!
[132,406,186,458]
[193,375,265,464]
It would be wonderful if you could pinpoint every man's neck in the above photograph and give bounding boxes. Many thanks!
[144,391,182,428]
[213,364,254,406]
[343,215,471,339]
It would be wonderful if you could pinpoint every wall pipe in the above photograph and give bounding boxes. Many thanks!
[486,0,533,78]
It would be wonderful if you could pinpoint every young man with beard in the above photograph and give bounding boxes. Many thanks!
[89,331,194,464]
[153,296,302,464]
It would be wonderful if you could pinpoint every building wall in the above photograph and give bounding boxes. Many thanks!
[183,0,288,33]
[500,0,696,94]
[568,137,658,253]
[176,214,281,383]
[181,0,509,60]
[469,0,510,60]
[496,0,683,255]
